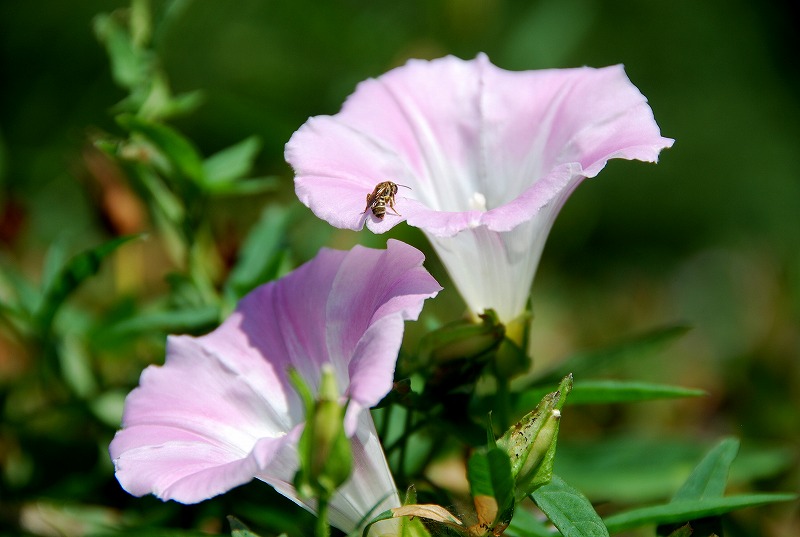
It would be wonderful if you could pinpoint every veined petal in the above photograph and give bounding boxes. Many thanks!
[110,241,440,532]
[287,54,672,321]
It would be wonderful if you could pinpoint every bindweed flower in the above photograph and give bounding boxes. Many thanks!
[109,240,441,534]
[286,54,673,325]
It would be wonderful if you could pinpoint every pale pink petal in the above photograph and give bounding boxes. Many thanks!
[110,241,440,532]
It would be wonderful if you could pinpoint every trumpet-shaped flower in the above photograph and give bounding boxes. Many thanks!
[286,54,673,323]
[110,240,441,534]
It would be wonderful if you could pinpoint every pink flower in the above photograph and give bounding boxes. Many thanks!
[286,54,673,323]
[109,240,441,534]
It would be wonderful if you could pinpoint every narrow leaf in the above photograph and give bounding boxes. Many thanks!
[666,524,693,537]
[202,136,261,185]
[555,438,795,504]
[119,115,205,182]
[224,205,293,304]
[227,515,264,537]
[36,235,142,335]
[513,380,705,410]
[536,325,690,384]
[100,305,220,340]
[672,437,739,501]
[505,506,556,537]
[603,494,797,532]
[532,474,609,537]
[468,448,515,527]
[93,13,148,90]
[202,176,279,196]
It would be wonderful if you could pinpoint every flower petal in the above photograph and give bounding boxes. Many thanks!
[110,334,302,502]
[111,241,439,531]
[287,54,673,237]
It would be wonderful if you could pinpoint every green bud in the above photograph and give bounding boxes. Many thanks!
[293,365,353,498]
[496,374,572,500]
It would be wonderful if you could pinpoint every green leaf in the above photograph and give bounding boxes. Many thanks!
[555,437,796,504]
[58,335,97,398]
[202,176,280,196]
[36,235,142,335]
[514,380,705,410]
[655,438,740,537]
[536,325,690,384]
[136,165,186,224]
[223,205,294,305]
[0,259,40,323]
[505,505,556,537]
[130,0,152,48]
[119,115,205,183]
[202,136,261,185]
[227,515,264,537]
[93,13,149,90]
[89,390,127,428]
[672,437,739,501]
[665,524,693,537]
[531,474,609,537]
[101,305,220,340]
[468,448,515,527]
[41,237,72,293]
[603,494,797,532]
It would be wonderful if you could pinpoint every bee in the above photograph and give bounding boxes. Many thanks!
[362,181,410,220]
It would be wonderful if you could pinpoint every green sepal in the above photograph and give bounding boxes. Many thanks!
[417,309,505,366]
[415,310,505,397]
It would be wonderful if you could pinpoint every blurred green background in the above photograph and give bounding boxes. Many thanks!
[1,1,797,536]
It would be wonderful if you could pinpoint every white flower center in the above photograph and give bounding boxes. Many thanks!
[468,191,487,211]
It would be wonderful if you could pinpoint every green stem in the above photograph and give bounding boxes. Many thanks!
[495,371,511,433]
[379,403,393,444]
[397,406,414,480]
[315,492,331,537]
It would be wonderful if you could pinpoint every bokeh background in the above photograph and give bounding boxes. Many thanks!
[1,1,797,536]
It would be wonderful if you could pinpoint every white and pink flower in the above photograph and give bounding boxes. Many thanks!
[110,240,441,534]
[286,54,673,323]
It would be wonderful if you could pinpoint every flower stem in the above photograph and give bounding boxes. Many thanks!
[315,492,331,537]
[495,371,511,432]
[398,406,414,479]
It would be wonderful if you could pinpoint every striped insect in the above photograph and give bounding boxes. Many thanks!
[362,181,410,220]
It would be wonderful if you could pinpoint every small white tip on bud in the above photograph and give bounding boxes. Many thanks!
[552,409,561,419]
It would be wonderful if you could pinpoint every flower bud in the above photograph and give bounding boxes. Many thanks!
[294,365,352,498]
[496,374,572,500]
